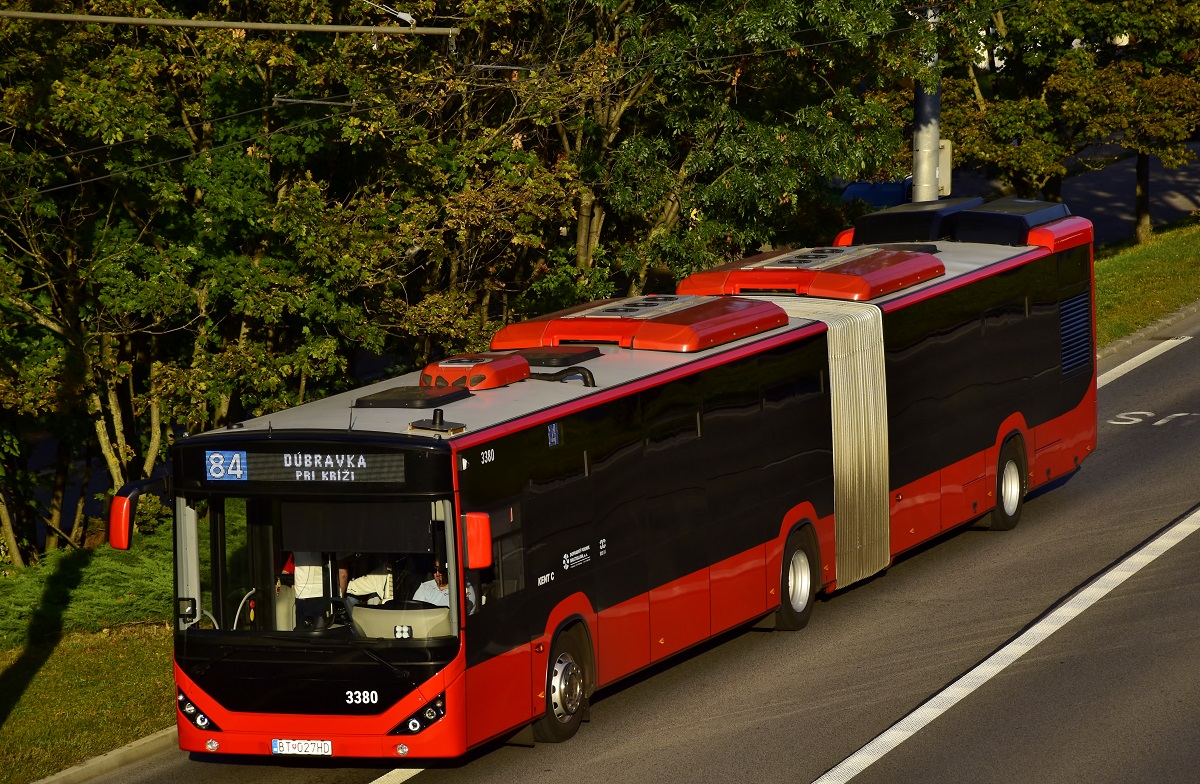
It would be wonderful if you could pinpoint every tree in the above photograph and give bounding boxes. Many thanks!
[0,2,443,547]
[0,0,945,558]
[942,0,1200,241]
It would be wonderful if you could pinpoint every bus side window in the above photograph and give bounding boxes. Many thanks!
[477,505,524,609]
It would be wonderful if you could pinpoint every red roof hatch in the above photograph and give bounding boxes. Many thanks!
[420,353,531,390]
[676,245,944,301]
[491,294,788,353]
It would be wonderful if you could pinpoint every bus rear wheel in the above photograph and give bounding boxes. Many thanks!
[990,437,1027,531]
[533,630,588,743]
[777,527,818,631]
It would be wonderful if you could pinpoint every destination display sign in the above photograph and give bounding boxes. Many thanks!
[203,450,406,485]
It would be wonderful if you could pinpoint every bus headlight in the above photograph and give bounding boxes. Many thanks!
[389,693,446,735]
[177,689,222,732]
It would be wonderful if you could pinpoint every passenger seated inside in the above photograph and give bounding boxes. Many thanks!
[413,559,476,614]
[338,553,391,608]
[292,551,329,630]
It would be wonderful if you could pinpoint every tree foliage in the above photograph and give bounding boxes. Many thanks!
[942,0,1200,236]
[20,0,1185,568]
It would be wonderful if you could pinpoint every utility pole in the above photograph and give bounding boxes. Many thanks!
[912,5,940,203]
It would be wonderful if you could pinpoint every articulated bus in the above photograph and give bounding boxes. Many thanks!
[109,196,1097,760]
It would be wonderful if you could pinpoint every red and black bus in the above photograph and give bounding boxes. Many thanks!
[110,195,1097,759]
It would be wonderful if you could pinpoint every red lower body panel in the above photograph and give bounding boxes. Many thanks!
[465,643,531,748]
[1031,392,1096,489]
[596,595,650,686]
[649,570,709,660]
[710,546,766,634]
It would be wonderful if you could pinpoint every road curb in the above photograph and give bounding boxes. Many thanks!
[34,726,177,784]
[1098,299,1200,361]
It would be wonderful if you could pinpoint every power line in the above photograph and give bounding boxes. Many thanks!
[0,83,497,204]
[0,0,1039,199]
[0,10,458,36]
[0,106,269,174]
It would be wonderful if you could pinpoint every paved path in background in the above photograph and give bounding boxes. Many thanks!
[953,142,1200,245]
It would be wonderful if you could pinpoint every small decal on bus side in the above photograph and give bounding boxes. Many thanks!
[562,545,591,570]
[480,448,496,465]
[547,422,560,447]
[537,572,555,586]
[206,451,247,481]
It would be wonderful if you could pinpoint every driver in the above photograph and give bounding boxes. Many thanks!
[413,559,476,614]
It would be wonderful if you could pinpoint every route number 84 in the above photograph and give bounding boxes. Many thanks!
[205,450,247,481]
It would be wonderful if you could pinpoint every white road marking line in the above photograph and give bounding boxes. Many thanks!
[1098,336,1191,389]
[371,766,424,783]
[811,505,1200,784]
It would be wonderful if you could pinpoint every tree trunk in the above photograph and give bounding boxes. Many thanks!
[575,187,604,271]
[628,192,684,296]
[89,389,125,493]
[1041,174,1063,202]
[44,441,71,552]
[0,491,25,568]
[141,388,162,480]
[70,444,93,547]
[99,339,131,481]
[1135,152,1152,245]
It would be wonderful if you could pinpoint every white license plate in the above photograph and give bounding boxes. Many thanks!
[271,739,332,756]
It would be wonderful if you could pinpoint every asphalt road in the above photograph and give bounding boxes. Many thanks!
[72,307,1200,784]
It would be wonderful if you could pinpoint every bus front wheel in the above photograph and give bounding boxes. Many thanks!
[777,527,818,631]
[990,437,1027,531]
[533,630,588,743]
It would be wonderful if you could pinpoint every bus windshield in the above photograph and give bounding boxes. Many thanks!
[174,494,467,641]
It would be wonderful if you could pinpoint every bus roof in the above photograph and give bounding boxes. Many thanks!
[201,229,1083,445]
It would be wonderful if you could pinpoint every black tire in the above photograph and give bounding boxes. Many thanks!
[776,527,819,631]
[532,629,588,743]
[990,436,1027,531]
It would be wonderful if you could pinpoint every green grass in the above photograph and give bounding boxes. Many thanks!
[0,525,174,649]
[0,624,174,784]
[1095,218,1200,348]
[0,219,1198,782]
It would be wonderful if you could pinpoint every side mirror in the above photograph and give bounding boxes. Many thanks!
[464,512,492,570]
[108,478,165,550]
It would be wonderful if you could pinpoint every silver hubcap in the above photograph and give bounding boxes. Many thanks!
[1000,459,1022,516]
[549,651,584,723]
[787,549,812,613]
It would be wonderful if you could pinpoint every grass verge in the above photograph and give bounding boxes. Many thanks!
[0,218,1198,784]
[1095,217,1200,347]
[0,624,174,784]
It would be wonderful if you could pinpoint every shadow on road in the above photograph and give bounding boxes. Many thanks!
[0,547,94,728]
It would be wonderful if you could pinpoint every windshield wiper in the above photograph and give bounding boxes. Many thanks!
[191,646,238,675]
[345,637,412,680]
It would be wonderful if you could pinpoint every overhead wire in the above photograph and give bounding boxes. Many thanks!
[0,105,269,174]
[0,0,1034,202]
[0,79,497,204]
